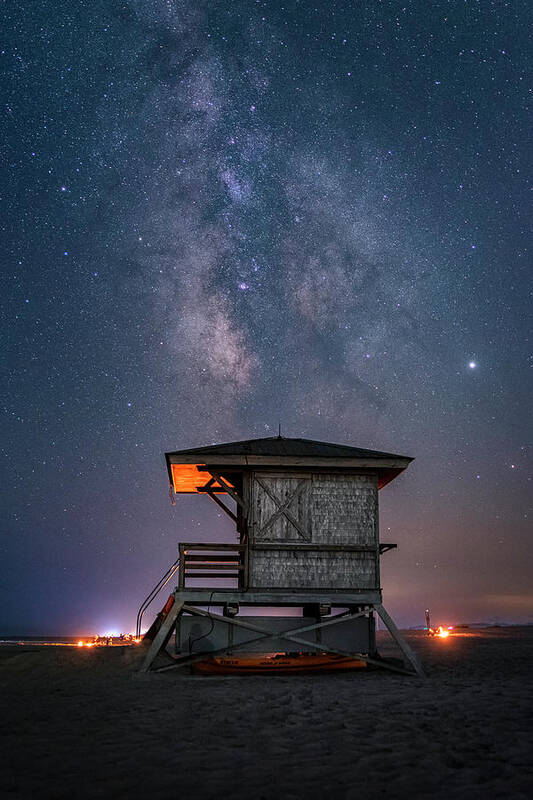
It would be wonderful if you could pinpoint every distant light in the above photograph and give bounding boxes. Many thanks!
[238,282,249,291]
[469,361,476,369]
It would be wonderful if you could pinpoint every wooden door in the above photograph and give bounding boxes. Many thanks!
[251,472,312,542]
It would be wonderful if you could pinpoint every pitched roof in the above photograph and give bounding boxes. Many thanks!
[166,435,410,461]
[165,436,412,490]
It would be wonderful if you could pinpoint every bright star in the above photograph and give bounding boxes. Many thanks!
[469,361,476,369]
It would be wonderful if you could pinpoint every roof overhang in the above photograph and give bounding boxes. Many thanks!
[166,453,412,491]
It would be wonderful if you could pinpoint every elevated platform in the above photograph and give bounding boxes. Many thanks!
[172,589,383,606]
[141,588,424,677]
[139,434,420,676]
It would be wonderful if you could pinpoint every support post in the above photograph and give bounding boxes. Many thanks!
[154,605,414,676]
[375,604,425,678]
[141,599,184,672]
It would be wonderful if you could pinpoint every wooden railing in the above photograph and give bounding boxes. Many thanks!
[178,543,247,589]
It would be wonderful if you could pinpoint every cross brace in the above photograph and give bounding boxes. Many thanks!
[141,595,424,677]
[255,477,311,541]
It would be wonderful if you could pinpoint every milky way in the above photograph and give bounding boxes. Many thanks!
[2,1,531,632]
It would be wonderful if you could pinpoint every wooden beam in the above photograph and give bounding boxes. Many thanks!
[180,605,369,644]
[273,633,414,676]
[155,637,268,673]
[283,608,370,638]
[153,604,413,676]
[184,564,245,571]
[182,572,242,579]
[379,543,397,554]
[204,490,238,523]
[184,555,242,563]
[173,589,383,605]
[171,456,411,468]
[206,470,246,509]
[375,604,425,678]
[199,476,216,490]
[179,543,246,551]
[141,600,184,672]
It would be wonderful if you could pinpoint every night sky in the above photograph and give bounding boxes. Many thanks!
[2,1,531,635]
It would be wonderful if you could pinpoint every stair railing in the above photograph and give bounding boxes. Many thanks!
[135,556,180,639]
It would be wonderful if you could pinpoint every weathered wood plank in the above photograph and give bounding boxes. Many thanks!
[179,543,246,551]
[252,474,311,542]
[176,455,410,467]
[375,604,425,678]
[174,589,383,605]
[183,572,242,579]
[184,555,242,562]
[184,564,245,571]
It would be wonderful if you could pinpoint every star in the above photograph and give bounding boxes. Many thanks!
[468,361,476,369]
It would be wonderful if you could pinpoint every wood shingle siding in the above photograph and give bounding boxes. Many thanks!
[310,474,377,545]
[245,472,379,590]
[249,549,377,589]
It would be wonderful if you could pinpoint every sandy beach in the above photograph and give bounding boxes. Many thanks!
[1,627,532,799]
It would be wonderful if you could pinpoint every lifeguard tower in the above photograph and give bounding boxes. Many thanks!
[140,436,423,676]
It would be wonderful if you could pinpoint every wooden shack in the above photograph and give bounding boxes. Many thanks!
[141,436,423,675]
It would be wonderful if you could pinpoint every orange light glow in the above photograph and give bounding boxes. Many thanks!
[76,633,142,648]
[427,625,454,639]
[170,463,234,494]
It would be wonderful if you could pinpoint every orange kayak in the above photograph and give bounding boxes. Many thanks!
[194,652,367,674]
